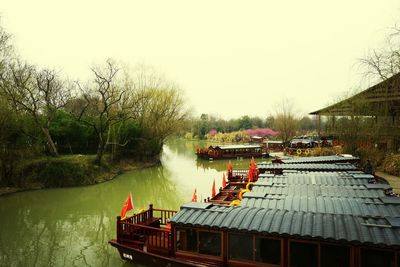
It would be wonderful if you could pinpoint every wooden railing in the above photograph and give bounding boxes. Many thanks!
[119,222,172,250]
[153,208,177,225]
[116,204,177,253]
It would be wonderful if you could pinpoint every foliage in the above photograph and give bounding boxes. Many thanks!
[208,131,251,143]
[244,128,279,137]
[0,22,189,186]
[354,147,386,169]
[309,146,343,157]
[381,153,400,176]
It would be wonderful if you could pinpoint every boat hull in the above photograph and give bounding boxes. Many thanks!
[109,240,216,267]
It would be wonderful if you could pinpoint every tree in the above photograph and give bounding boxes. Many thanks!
[238,115,252,130]
[74,59,131,165]
[273,98,298,144]
[0,62,70,156]
[126,65,190,158]
[265,115,275,128]
[140,87,189,157]
[361,26,400,81]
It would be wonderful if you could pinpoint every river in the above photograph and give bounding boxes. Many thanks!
[0,139,258,267]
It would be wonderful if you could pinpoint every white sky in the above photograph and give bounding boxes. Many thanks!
[1,0,399,119]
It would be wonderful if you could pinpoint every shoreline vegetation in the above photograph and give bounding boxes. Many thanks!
[0,155,159,197]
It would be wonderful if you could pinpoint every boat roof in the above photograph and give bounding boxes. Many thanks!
[277,155,359,164]
[256,173,372,186]
[257,163,357,171]
[250,184,387,198]
[240,195,400,217]
[264,140,283,144]
[209,144,262,150]
[170,153,399,249]
[170,203,400,248]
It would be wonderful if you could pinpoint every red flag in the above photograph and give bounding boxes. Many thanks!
[227,161,233,172]
[250,157,256,169]
[222,173,227,188]
[248,168,254,182]
[120,192,134,219]
[212,179,216,197]
[191,188,197,202]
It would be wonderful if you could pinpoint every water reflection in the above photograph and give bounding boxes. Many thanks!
[0,139,268,267]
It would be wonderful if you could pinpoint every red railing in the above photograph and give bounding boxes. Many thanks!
[153,208,177,225]
[116,205,177,252]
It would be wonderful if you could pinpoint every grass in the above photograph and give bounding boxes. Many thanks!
[13,154,158,190]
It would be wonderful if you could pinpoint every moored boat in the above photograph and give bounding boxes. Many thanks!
[196,144,267,160]
[109,155,400,267]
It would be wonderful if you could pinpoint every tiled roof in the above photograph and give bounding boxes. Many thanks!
[256,172,373,186]
[170,204,400,248]
[250,184,386,198]
[240,195,400,217]
[257,163,357,171]
[276,155,359,164]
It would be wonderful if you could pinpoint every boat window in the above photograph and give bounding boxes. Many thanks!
[228,233,253,261]
[361,248,395,267]
[176,228,197,252]
[255,237,281,265]
[320,244,350,267]
[198,231,221,256]
[289,241,317,267]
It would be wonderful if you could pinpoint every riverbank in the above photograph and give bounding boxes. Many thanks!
[0,155,160,197]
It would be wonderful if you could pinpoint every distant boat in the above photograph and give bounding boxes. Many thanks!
[195,144,267,159]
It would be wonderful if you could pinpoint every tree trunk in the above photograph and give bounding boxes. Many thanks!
[95,136,105,165]
[41,127,58,157]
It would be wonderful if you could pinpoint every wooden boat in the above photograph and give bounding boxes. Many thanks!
[109,156,400,267]
[196,144,267,160]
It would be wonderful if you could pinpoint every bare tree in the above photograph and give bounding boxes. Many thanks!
[74,59,132,165]
[361,25,400,81]
[273,98,298,144]
[0,23,13,72]
[0,61,70,156]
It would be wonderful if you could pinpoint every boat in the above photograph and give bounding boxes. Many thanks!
[195,144,267,160]
[109,156,400,267]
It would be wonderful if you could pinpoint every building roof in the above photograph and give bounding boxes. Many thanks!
[310,72,400,116]
[257,163,357,172]
[170,203,400,249]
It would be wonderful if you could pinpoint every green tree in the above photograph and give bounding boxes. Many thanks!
[239,115,252,129]
[0,62,70,156]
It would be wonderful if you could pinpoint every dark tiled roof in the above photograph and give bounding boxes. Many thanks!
[275,155,359,164]
[240,195,400,217]
[250,184,386,198]
[170,204,400,248]
[257,163,357,171]
[256,174,372,186]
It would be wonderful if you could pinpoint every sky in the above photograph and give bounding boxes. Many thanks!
[1,0,399,119]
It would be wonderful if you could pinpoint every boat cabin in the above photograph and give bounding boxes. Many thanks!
[196,144,266,160]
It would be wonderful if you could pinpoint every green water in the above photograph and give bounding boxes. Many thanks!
[0,139,259,267]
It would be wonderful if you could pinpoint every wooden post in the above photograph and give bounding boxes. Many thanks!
[317,115,321,137]
[149,203,153,218]
[117,216,121,242]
